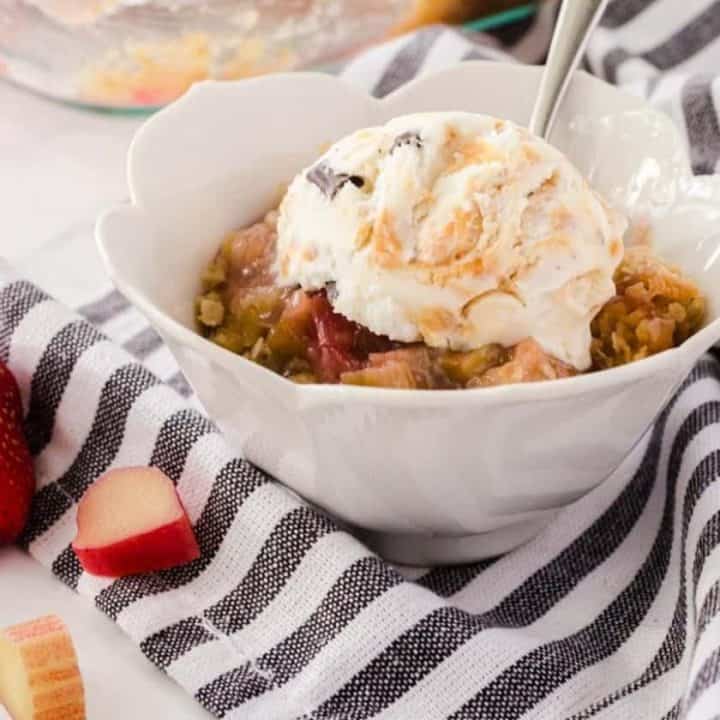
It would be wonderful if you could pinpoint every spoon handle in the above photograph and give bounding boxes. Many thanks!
[528,0,609,139]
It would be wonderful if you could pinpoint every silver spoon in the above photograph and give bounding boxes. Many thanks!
[529,0,609,140]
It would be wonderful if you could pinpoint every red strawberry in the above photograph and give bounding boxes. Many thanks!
[0,362,35,544]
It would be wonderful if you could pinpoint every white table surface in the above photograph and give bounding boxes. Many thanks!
[0,81,211,719]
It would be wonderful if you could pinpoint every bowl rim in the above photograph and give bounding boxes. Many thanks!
[97,61,720,408]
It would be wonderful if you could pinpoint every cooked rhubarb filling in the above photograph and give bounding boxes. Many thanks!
[195,212,705,389]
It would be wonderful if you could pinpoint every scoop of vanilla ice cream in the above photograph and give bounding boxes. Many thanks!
[277,112,626,370]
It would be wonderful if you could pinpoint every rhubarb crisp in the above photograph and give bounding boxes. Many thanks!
[195,213,705,389]
[195,112,706,389]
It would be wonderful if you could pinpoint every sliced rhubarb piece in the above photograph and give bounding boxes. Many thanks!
[0,615,85,720]
[309,309,362,382]
[309,293,392,382]
[266,290,320,359]
[366,347,444,389]
[310,345,363,384]
[313,298,357,352]
[439,345,508,386]
[341,361,417,389]
[72,467,200,578]
[226,218,278,291]
[477,339,575,387]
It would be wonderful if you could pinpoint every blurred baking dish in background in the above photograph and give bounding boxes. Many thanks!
[0,0,533,110]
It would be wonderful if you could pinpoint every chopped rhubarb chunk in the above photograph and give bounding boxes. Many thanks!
[342,362,417,388]
[366,347,444,389]
[267,290,321,358]
[476,339,575,387]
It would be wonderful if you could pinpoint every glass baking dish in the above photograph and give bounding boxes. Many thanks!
[0,0,417,110]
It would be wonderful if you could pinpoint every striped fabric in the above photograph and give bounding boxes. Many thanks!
[3,1,720,718]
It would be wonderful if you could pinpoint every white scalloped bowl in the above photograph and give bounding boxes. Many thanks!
[97,63,720,564]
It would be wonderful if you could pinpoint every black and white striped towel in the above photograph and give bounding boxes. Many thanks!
[3,1,720,718]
